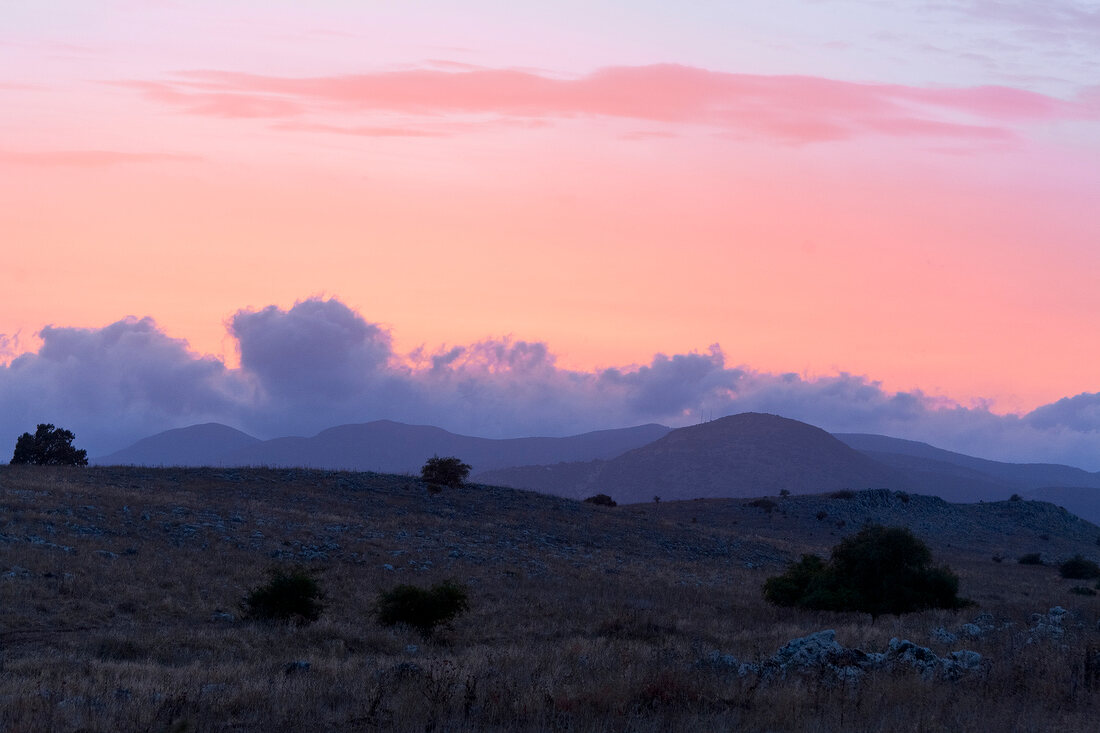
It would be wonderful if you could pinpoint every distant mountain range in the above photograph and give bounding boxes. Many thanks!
[95,420,671,475]
[95,413,1100,523]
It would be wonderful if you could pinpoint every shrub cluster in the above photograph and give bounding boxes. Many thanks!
[374,581,469,637]
[763,525,969,618]
[1018,553,1044,566]
[583,494,617,507]
[1059,555,1100,580]
[242,567,324,624]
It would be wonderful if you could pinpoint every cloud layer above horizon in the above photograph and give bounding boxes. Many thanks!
[2,297,1099,471]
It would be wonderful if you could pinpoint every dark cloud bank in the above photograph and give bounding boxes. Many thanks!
[2,297,1099,470]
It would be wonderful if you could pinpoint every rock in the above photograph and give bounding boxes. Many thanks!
[704,630,983,685]
[283,661,310,675]
[959,623,982,638]
[931,626,958,644]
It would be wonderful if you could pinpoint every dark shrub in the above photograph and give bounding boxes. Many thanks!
[1070,586,1098,597]
[583,494,617,507]
[242,567,324,624]
[763,554,827,607]
[1060,555,1100,580]
[895,491,910,503]
[1018,553,1044,565]
[420,456,471,488]
[763,525,969,618]
[374,581,469,637]
[1010,493,1023,501]
[816,510,828,521]
[747,498,777,512]
[828,490,856,500]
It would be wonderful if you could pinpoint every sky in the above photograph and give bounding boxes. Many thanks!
[2,1,1100,467]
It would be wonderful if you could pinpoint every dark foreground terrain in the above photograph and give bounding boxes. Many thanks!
[3,466,1100,731]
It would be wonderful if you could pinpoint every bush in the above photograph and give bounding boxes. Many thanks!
[763,524,969,618]
[10,424,88,466]
[747,498,777,512]
[1059,555,1100,580]
[374,581,469,637]
[1070,586,1098,597]
[583,494,617,507]
[828,490,856,500]
[420,456,471,488]
[1018,553,1044,565]
[241,567,324,624]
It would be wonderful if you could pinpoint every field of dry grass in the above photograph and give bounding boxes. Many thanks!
[3,465,1100,731]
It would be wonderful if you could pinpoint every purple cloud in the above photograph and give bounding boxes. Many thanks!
[2,297,1099,470]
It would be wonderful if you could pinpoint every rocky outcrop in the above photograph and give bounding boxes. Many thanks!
[701,629,984,683]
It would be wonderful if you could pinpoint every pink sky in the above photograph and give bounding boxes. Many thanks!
[2,1,1099,430]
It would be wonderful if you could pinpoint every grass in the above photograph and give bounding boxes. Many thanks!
[1,465,1100,731]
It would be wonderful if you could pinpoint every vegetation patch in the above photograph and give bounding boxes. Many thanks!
[763,524,970,618]
[1018,553,1044,565]
[746,498,777,512]
[241,566,324,624]
[583,493,617,507]
[374,581,469,637]
[1059,555,1100,580]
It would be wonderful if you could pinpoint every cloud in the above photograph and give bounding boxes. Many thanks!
[0,317,249,455]
[1025,393,1100,432]
[114,64,1099,146]
[272,121,448,138]
[2,297,1100,469]
[0,150,199,167]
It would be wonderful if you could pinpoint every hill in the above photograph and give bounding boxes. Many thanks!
[475,413,899,502]
[94,423,261,466]
[96,420,671,473]
[2,464,1100,731]
[836,433,1100,493]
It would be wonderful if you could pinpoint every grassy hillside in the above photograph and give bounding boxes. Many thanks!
[3,466,1100,731]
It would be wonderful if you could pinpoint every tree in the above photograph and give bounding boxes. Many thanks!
[420,455,471,488]
[764,524,969,618]
[10,424,88,466]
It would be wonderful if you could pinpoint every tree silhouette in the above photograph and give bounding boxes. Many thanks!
[420,456,471,488]
[11,424,88,466]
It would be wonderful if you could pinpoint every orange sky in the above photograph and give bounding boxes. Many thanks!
[3,2,1099,417]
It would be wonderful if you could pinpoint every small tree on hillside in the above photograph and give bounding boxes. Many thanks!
[764,524,969,618]
[10,424,88,466]
[420,456,471,488]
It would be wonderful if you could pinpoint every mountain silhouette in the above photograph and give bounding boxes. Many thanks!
[95,423,261,466]
[475,413,899,502]
[835,433,1100,503]
[95,420,671,474]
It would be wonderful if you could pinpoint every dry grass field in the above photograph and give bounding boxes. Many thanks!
[2,465,1100,731]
